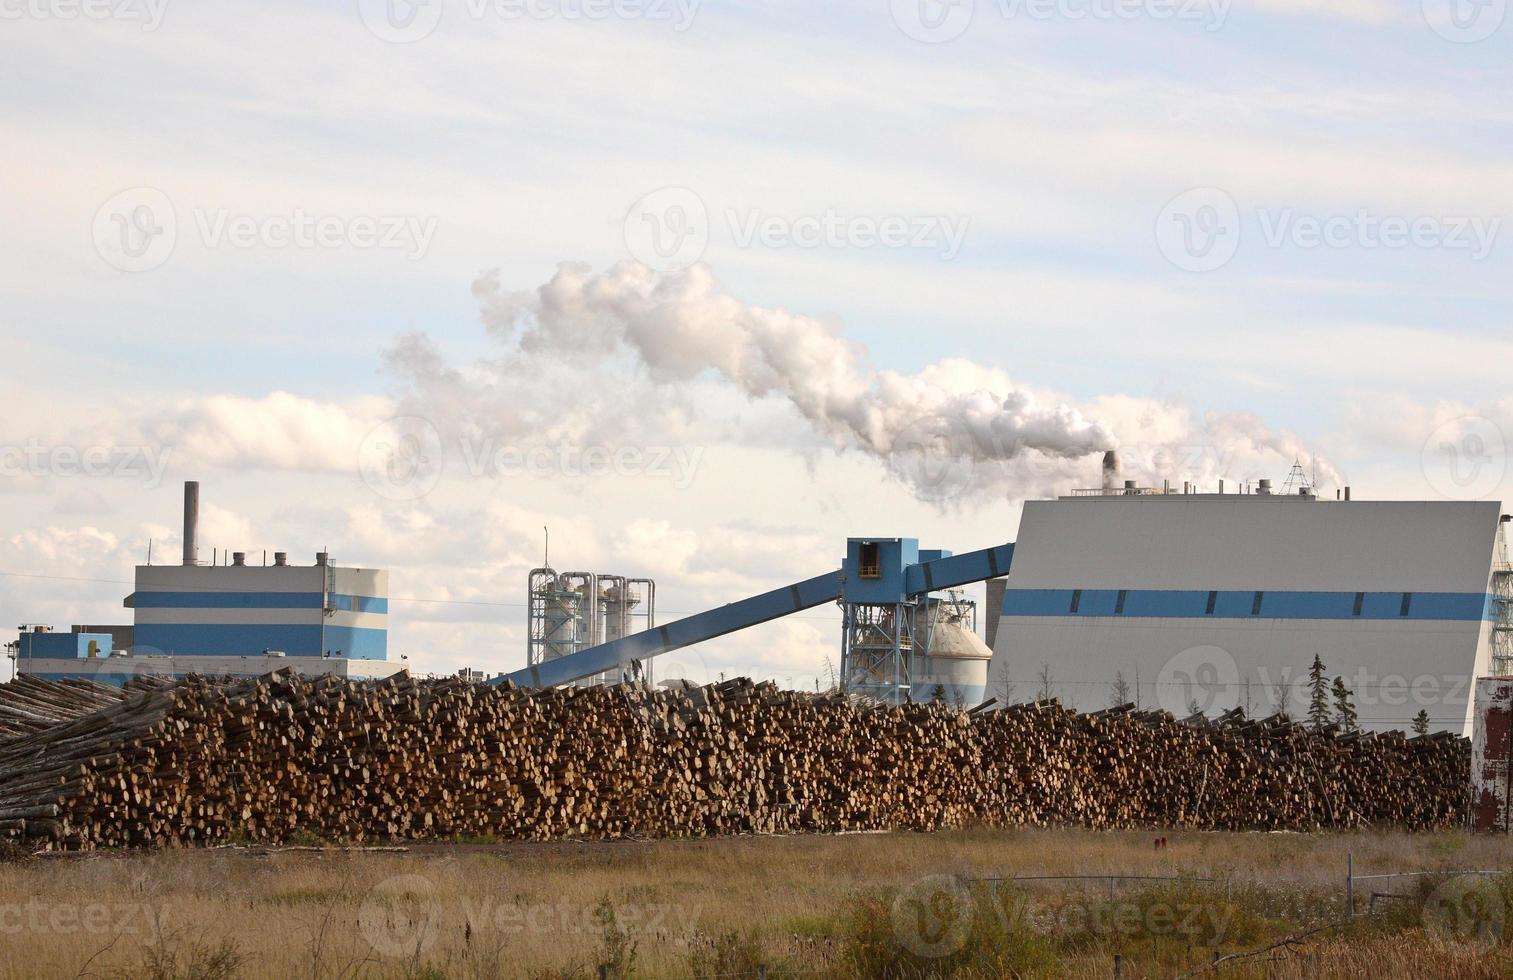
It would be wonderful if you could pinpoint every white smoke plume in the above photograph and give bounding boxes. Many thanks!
[472,260,1108,452]
[385,261,1339,501]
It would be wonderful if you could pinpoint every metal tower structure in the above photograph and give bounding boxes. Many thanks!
[1492,518,1513,676]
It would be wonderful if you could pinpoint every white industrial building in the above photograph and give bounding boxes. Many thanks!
[988,480,1510,736]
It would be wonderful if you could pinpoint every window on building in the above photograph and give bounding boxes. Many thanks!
[1400,592,1413,617]
[1069,589,1082,614]
[1205,590,1218,615]
[1115,589,1128,615]
[1352,592,1365,616]
[858,542,880,580]
[1251,591,1264,616]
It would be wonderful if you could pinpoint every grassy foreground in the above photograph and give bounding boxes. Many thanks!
[0,828,1509,979]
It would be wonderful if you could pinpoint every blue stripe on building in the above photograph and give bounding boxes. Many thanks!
[132,624,389,659]
[133,592,388,613]
[1001,589,1492,622]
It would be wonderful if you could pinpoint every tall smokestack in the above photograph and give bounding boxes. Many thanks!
[182,481,199,566]
[1101,450,1120,492]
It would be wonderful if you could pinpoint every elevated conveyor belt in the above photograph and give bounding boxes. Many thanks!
[494,542,1014,688]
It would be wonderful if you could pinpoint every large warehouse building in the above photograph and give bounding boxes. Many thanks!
[988,479,1509,735]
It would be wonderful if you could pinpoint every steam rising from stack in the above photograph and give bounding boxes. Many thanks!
[461,262,1112,470]
[1101,450,1120,492]
[383,261,1340,502]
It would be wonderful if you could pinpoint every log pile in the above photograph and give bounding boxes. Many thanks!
[0,676,130,743]
[0,671,1471,850]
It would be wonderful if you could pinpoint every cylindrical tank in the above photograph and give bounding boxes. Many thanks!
[916,620,991,707]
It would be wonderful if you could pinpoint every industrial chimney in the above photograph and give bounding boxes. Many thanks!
[182,481,199,566]
[1101,450,1120,493]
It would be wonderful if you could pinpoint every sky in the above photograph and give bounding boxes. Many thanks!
[1,0,1510,686]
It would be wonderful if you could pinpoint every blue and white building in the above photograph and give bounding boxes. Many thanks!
[128,559,390,661]
[988,484,1510,735]
[14,482,403,685]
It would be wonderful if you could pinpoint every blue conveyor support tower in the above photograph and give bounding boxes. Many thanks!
[493,540,1014,689]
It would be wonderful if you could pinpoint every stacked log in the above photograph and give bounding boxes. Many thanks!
[0,676,130,743]
[0,672,1471,850]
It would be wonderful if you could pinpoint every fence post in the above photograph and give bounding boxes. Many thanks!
[1113,953,1122,978]
[1346,853,1354,917]
[758,967,767,979]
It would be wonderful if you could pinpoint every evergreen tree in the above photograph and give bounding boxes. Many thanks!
[1331,676,1358,733]
[930,683,946,704]
[1306,654,1331,731]
[1412,709,1430,736]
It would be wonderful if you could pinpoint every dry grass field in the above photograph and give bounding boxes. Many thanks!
[0,828,1509,979]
